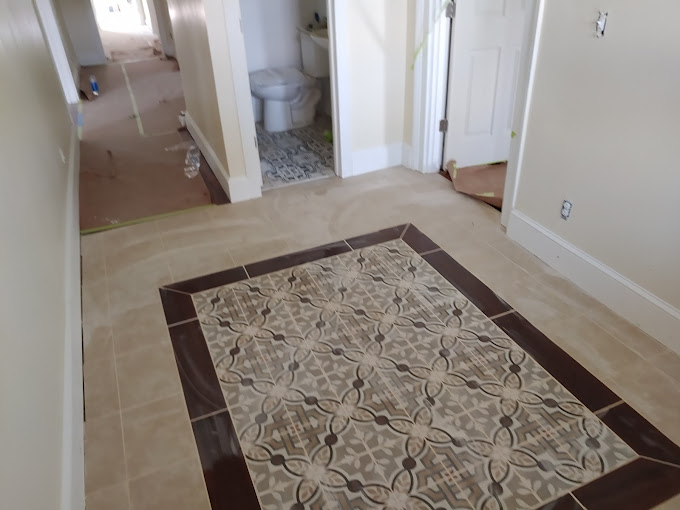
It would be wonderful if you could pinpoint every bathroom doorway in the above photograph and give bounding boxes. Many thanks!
[239,0,343,191]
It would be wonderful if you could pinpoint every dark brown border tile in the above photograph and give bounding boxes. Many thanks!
[169,320,226,420]
[345,224,408,249]
[598,403,680,466]
[402,224,440,254]
[536,494,582,510]
[494,312,620,412]
[164,266,248,294]
[573,458,680,510]
[423,249,511,317]
[159,288,197,325]
[192,411,260,510]
[245,240,352,277]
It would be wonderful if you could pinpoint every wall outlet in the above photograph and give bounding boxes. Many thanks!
[561,200,573,220]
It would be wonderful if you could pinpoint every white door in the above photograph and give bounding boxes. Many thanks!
[443,0,531,168]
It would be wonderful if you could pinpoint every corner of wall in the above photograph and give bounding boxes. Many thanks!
[185,112,261,203]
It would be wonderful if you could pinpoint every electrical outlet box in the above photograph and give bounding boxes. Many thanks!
[561,200,573,220]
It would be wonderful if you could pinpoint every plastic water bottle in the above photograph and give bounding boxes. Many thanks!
[90,75,99,96]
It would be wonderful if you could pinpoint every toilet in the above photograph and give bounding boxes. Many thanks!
[250,30,329,133]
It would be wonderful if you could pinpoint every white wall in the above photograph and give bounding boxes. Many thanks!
[0,1,82,509]
[508,0,680,350]
[55,0,106,66]
[346,0,410,175]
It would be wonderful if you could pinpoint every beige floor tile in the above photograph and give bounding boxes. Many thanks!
[229,237,292,266]
[537,315,642,381]
[85,415,127,493]
[585,302,667,360]
[105,239,169,278]
[86,482,130,510]
[532,266,603,315]
[604,360,680,445]
[106,262,173,318]
[128,457,210,510]
[84,355,120,421]
[651,348,680,384]
[122,394,197,480]
[83,322,114,364]
[166,243,236,282]
[488,235,550,276]
[112,301,171,358]
[653,493,680,509]
[82,278,110,328]
[115,344,182,410]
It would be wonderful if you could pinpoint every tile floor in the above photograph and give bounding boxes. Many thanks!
[258,117,335,191]
[81,167,680,509]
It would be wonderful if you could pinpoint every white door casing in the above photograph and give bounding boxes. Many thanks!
[444,0,531,168]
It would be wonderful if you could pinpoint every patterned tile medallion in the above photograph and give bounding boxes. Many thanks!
[257,121,335,191]
[190,239,638,509]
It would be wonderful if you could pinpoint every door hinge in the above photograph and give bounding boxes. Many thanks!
[446,0,456,19]
[439,119,449,133]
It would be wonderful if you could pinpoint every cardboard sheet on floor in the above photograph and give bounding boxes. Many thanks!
[447,161,507,209]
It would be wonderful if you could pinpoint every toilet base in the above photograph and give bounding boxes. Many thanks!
[263,100,293,133]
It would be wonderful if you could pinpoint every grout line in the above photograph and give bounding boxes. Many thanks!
[418,248,442,257]
[569,493,588,510]
[100,243,133,509]
[640,455,680,469]
[488,310,516,321]
[399,223,411,239]
[343,240,354,251]
[594,399,624,416]
[161,286,193,296]
[243,265,251,279]
[120,63,145,136]
[167,317,199,329]
[189,407,229,423]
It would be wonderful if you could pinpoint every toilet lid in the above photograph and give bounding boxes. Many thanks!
[250,68,305,89]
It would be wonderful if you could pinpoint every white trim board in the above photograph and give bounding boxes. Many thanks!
[351,144,405,177]
[327,0,353,178]
[185,113,261,203]
[408,0,451,174]
[61,125,84,510]
[507,210,680,355]
[35,0,80,105]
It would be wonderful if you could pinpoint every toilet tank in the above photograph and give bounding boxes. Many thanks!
[300,30,330,78]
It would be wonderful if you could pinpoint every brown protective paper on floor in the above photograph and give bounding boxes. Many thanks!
[79,59,211,231]
[448,161,507,208]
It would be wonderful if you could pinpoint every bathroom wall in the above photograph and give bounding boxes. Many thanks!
[240,0,326,73]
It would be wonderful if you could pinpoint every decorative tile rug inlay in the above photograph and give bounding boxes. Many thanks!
[160,225,680,510]
[257,122,335,191]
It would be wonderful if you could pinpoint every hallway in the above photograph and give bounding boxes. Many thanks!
[79,58,217,232]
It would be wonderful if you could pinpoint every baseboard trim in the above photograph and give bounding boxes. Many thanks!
[507,210,680,354]
[352,143,404,177]
[62,125,84,510]
[185,112,261,203]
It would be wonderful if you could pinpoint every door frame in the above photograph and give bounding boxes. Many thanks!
[411,0,544,227]
[35,0,80,105]
[327,0,353,178]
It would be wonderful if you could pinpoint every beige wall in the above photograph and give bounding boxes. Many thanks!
[0,0,79,508]
[347,0,410,152]
[56,0,106,66]
[167,0,228,170]
[514,0,680,309]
